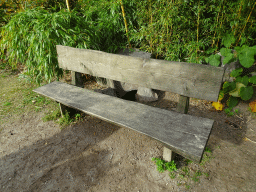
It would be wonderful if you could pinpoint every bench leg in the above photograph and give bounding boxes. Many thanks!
[177,95,190,114]
[59,103,78,117]
[59,103,67,117]
[163,147,176,162]
[71,71,83,87]
[58,71,83,117]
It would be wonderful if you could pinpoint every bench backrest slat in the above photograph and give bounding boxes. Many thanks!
[57,45,224,101]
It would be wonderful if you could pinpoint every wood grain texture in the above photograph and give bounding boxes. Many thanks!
[56,45,224,102]
[34,81,214,162]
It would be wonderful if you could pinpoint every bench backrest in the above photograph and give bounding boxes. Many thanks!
[56,45,225,102]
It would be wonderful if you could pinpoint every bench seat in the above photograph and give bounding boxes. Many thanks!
[34,81,214,163]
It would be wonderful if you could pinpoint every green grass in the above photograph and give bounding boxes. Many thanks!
[152,147,214,189]
[0,65,59,124]
[0,65,84,129]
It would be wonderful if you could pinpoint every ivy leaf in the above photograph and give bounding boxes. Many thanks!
[249,76,256,84]
[208,54,221,67]
[222,34,236,48]
[238,47,255,68]
[240,86,253,101]
[230,68,243,77]
[220,48,231,57]
[236,75,249,86]
[227,96,239,108]
[223,53,235,65]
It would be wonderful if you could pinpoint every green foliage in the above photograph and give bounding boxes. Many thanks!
[152,158,177,173]
[42,109,61,122]
[231,68,243,78]
[77,0,136,53]
[222,34,236,48]
[249,76,256,84]
[227,96,239,108]
[192,171,202,182]
[0,8,99,84]
[238,46,256,68]
[208,54,221,66]
[58,112,73,127]
[128,0,255,62]
[240,86,254,101]
[208,34,255,110]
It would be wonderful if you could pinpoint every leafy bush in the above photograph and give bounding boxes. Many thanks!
[0,8,99,83]
[207,34,256,110]
[77,0,137,53]
[129,0,256,62]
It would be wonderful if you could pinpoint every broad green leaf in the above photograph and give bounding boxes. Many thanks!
[240,86,254,101]
[249,76,256,84]
[227,96,239,108]
[230,68,243,77]
[229,82,246,97]
[238,47,256,68]
[223,53,235,65]
[223,81,236,93]
[208,54,221,67]
[235,75,249,86]
[220,48,231,57]
[222,34,236,48]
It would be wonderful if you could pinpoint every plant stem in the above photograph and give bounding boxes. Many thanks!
[120,0,131,48]
[237,2,256,46]
[66,0,71,12]
[197,1,200,60]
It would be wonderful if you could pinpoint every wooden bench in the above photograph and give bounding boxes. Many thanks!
[34,45,225,163]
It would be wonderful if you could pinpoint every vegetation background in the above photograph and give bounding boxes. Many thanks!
[0,0,255,82]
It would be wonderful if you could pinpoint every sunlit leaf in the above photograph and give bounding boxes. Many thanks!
[212,101,224,111]
[238,47,255,68]
[229,82,246,97]
[249,100,256,113]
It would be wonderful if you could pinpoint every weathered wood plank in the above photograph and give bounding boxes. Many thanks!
[56,45,224,102]
[34,81,214,162]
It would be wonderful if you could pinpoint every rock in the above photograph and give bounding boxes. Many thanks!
[136,87,158,102]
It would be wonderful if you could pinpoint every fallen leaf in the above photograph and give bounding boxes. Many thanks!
[249,100,256,112]
[212,101,224,111]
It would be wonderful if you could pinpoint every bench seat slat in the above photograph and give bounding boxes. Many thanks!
[34,81,214,163]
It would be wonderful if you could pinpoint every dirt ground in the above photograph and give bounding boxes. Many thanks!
[1,77,256,192]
